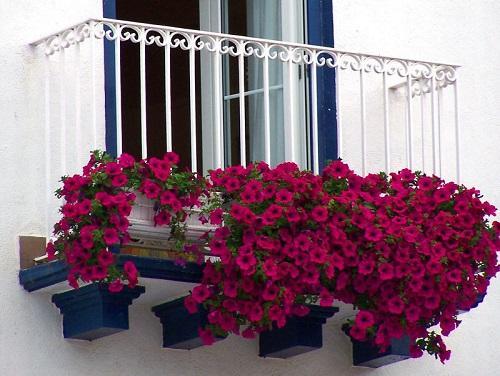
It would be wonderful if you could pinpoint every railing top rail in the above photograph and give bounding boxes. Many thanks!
[31,18,460,69]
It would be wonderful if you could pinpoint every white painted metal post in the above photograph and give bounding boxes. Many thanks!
[383,70,390,173]
[359,69,366,176]
[114,27,123,156]
[213,37,224,169]
[75,43,82,166]
[238,52,246,166]
[44,52,51,238]
[90,21,97,149]
[140,27,147,159]
[189,42,197,172]
[263,44,271,165]
[437,86,443,176]
[60,49,67,173]
[335,66,343,159]
[286,54,296,163]
[454,81,460,183]
[165,32,172,152]
[311,60,319,174]
[406,75,413,169]
[420,90,426,172]
[430,75,437,175]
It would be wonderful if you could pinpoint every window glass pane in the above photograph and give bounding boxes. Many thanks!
[223,0,285,166]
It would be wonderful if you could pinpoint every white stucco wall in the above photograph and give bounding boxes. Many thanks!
[1,0,499,375]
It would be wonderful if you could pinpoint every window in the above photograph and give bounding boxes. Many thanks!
[103,0,335,171]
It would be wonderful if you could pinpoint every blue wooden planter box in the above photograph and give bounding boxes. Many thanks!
[52,283,145,340]
[345,332,411,368]
[259,305,339,359]
[19,256,203,293]
[152,297,220,350]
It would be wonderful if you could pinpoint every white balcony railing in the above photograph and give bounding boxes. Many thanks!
[32,18,460,238]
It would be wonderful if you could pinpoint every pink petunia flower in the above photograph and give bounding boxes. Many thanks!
[192,285,211,303]
[108,279,124,293]
[355,311,375,330]
[103,228,120,246]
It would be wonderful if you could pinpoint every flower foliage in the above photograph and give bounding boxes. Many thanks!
[47,151,499,363]
[47,151,205,292]
[189,161,499,363]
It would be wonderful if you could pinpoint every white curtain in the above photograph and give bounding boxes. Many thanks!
[246,0,284,165]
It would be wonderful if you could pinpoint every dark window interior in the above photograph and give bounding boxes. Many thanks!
[109,0,312,169]
[223,0,249,166]
[116,0,202,169]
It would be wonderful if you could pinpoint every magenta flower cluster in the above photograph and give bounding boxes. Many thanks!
[47,152,499,363]
[47,151,204,292]
[188,160,499,362]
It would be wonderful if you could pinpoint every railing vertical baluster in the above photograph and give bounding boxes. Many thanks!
[238,49,246,166]
[286,51,296,163]
[420,87,426,172]
[359,68,366,176]
[406,74,413,169]
[223,47,232,166]
[311,58,319,174]
[189,37,197,172]
[263,44,271,165]
[60,49,67,173]
[430,74,437,175]
[213,38,223,169]
[164,32,172,152]
[44,51,51,238]
[75,43,82,166]
[90,21,97,149]
[336,65,343,159]
[139,27,147,159]
[382,69,390,173]
[454,81,460,183]
[114,25,123,156]
[437,85,443,176]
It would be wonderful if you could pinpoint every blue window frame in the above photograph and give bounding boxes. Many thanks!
[306,0,337,170]
[103,0,118,157]
[102,0,337,167]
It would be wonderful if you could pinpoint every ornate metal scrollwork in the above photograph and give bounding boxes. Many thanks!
[36,18,458,85]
